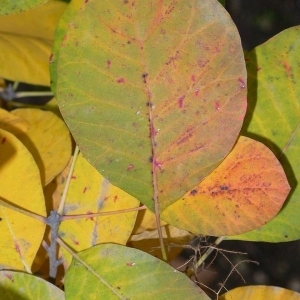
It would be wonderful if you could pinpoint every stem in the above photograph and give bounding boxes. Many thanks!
[194,236,225,269]
[14,91,53,98]
[0,196,46,223]
[61,205,146,221]
[57,146,80,215]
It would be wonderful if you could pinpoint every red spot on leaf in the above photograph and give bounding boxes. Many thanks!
[150,124,158,137]
[83,187,88,193]
[215,101,220,111]
[114,195,118,203]
[49,53,53,63]
[127,164,135,171]
[1,137,6,144]
[116,78,125,83]
[189,189,198,196]
[72,239,80,246]
[4,273,14,282]
[153,157,163,170]
[194,89,199,97]
[282,61,292,77]
[14,242,21,256]
[107,60,111,68]
[126,262,135,266]
[71,175,77,179]
[238,77,245,89]
[191,74,196,82]
[178,95,185,108]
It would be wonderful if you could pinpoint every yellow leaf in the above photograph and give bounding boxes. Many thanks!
[12,108,72,185]
[59,152,140,266]
[0,108,30,135]
[219,285,300,300]
[0,0,67,85]
[0,129,46,272]
[129,224,193,261]
[131,208,166,235]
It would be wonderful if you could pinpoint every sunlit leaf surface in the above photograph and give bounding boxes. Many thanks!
[55,0,247,212]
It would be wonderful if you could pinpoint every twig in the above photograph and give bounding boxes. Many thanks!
[57,146,80,215]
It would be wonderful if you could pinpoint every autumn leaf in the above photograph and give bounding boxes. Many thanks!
[55,0,247,212]
[0,129,46,272]
[161,137,290,236]
[0,0,67,85]
[11,108,72,185]
[229,26,300,242]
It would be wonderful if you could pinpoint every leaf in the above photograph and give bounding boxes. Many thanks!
[0,108,30,135]
[64,244,209,300]
[228,26,300,242]
[0,270,65,300]
[0,0,48,15]
[0,0,67,85]
[11,108,72,185]
[55,0,247,211]
[58,153,140,266]
[0,129,46,272]
[50,0,85,97]
[129,225,193,261]
[161,137,290,236]
[219,285,300,300]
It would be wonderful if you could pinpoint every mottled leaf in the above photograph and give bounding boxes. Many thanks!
[161,137,290,236]
[0,129,46,272]
[65,244,209,300]
[55,0,247,211]
[0,0,48,15]
[228,26,300,242]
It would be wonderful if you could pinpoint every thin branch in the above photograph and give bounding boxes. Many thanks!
[57,146,80,215]
[14,91,53,98]
[195,236,225,269]
[61,205,147,221]
[0,196,46,223]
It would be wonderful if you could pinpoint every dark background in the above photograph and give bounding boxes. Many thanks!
[193,0,300,298]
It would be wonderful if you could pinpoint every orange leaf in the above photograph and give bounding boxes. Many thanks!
[161,136,290,236]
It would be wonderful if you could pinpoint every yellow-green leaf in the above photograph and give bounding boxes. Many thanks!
[0,129,46,272]
[55,0,247,211]
[65,244,209,300]
[59,153,140,266]
[0,0,48,15]
[219,285,300,300]
[229,26,300,242]
[12,108,72,185]
[0,270,65,300]
[161,137,290,236]
[0,0,67,85]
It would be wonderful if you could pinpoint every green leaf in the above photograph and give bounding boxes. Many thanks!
[227,26,300,242]
[55,0,246,211]
[0,0,48,15]
[0,271,65,300]
[65,243,209,300]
